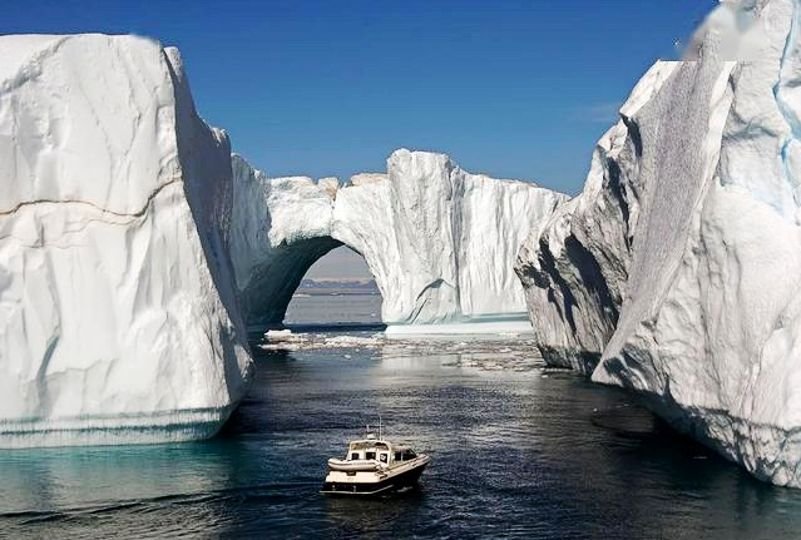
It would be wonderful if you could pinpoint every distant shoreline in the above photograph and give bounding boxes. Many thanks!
[295,278,379,294]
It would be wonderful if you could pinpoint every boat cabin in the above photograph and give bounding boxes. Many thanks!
[345,435,418,466]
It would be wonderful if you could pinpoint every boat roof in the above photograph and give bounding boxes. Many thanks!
[349,438,390,447]
[347,438,413,451]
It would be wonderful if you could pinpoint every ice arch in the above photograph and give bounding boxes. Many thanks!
[230,150,567,332]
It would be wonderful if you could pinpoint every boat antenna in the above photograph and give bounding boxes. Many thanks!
[379,413,382,440]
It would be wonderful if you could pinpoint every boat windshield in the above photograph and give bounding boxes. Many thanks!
[394,449,417,461]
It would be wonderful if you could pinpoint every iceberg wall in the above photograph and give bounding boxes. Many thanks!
[230,150,567,330]
[0,35,252,447]
[516,0,801,486]
[515,61,680,373]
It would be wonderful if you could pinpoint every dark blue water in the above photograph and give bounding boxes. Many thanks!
[3,295,801,538]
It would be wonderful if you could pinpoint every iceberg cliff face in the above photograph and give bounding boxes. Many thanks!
[0,35,251,447]
[517,0,801,486]
[515,61,680,373]
[230,150,566,329]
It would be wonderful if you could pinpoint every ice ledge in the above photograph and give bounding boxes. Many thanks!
[0,406,234,449]
[385,314,534,336]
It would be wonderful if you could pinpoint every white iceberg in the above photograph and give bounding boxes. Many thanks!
[230,149,566,331]
[517,0,801,486]
[0,35,252,447]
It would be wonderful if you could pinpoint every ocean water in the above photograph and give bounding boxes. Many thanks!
[3,293,801,538]
[285,290,383,327]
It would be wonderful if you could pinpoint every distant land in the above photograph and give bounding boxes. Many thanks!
[295,278,380,296]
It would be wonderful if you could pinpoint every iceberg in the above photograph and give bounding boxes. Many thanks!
[0,35,251,447]
[516,0,801,486]
[230,150,567,331]
[0,34,564,447]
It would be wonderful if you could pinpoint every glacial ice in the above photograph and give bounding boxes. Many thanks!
[516,0,801,487]
[0,34,565,447]
[230,150,566,330]
[0,35,251,447]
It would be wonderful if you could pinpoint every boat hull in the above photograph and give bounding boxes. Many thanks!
[320,458,429,496]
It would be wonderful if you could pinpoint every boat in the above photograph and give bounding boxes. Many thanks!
[321,426,430,496]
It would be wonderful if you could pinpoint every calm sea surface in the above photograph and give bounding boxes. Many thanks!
[3,293,801,538]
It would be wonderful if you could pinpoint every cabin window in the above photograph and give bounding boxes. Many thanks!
[350,452,359,460]
[379,453,388,463]
[365,451,376,461]
[394,451,402,462]
[402,450,416,460]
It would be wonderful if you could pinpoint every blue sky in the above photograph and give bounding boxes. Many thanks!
[4,0,716,195]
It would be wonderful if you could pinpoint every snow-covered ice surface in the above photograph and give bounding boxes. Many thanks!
[230,150,566,329]
[517,0,801,487]
[0,35,252,447]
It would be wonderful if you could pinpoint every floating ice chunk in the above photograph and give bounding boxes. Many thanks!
[265,329,294,340]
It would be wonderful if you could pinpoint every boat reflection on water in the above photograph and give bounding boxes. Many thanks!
[322,483,427,535]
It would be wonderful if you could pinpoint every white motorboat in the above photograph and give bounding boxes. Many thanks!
[321,428,430,496]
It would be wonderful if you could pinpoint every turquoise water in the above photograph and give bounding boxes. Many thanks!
[3,294,801,538]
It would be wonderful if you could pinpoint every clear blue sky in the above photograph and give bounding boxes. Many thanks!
[3,0,715,195]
